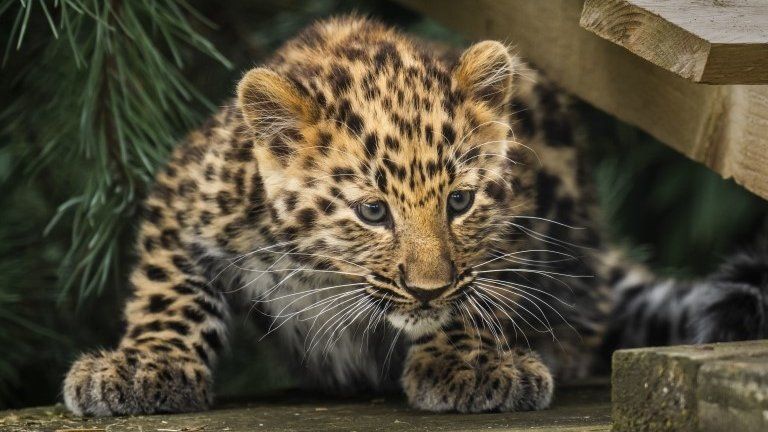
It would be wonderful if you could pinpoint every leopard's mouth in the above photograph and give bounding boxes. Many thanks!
[385,305,452,337]
[365,276,475,337]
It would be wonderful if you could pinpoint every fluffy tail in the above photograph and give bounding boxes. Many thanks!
[601,245,768,354]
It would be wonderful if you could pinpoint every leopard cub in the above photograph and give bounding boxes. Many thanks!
[64,16,768,416]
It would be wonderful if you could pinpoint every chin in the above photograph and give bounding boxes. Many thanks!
[386,306,452,338]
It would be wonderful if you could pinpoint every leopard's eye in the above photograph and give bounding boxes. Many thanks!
[355,201,389,225]
[448,190,475,218]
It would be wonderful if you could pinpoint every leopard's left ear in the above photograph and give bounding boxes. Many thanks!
[237,68,318,162]
[452,41,515,112]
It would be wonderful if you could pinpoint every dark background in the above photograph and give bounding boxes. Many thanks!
[1,0,766,409]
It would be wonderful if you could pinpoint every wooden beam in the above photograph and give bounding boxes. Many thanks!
[0,385,612,431]
[396,0,768,201]
[581,0,768,84]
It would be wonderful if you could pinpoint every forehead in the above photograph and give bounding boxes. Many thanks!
[296,43,463,133]
[279,37,506,200]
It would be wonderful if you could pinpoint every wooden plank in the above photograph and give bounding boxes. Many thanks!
[611,340,768,432]
[0,384,612,432]
[395,0,768,201]
[580,0,768,84]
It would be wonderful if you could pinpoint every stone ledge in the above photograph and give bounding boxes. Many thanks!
[612,340,768,432]
[697,357,768,432]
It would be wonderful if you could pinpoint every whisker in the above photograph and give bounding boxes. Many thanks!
[483,267,579,293]
[475,248,576,269]
[473,290,535,352]
[489,247,577,266]
[361,297,387,351]
[236,266,366,278]
[304,291,367,327]
[477,277,574,307]
[461,168,509,188]
[476,286,549,335]
[483,252,575,270]
[255,282,368,304]
[506,222,590,251]
[461,151,524,168]
[478,278,580,338]
[382,327,403,377]
[235,245,302,298]
[245,266,303,323]
[210,241,292,286]
[263,287,368,326]
[468,293,508,353]
[472,289,525,339]
[479,285,569,350]
[476,268,591,279]
[259,288,367,339]
[461,302,483,343]
[222,243,296,295]
[260,250,372,273]
[325,298,374,355]
[262,289,364,341]
[477,281,554,327]
[305,293,368,353]
[510,215,586,230]
[364,296,389,338]
[476,282,555,336]
[467,295,500,341]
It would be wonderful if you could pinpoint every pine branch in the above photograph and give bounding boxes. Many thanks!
[1,0,231,299]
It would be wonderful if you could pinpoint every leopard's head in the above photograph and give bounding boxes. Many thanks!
[237,22,532,337]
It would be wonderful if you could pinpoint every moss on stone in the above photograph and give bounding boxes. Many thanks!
[612,340,768,432]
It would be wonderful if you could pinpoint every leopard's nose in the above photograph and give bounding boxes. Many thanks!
[403,283,452,303]
[399,261,456,303]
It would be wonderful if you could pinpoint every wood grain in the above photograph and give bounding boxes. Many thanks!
[0,385,612,432]
[581,0,768,84]
[396,0,768,201]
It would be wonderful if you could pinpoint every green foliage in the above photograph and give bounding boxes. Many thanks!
[0,0,765,409]
[0,0,231,408]
[2,0,230,299]
[584,110,768,277]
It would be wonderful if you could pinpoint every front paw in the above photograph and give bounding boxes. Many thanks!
[402,347,553,413]
[63,350,211,416]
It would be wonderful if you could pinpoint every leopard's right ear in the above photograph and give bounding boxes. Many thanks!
[452,41,516,114]
[237,68,317,153]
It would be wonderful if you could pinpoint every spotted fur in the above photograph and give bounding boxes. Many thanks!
[63,16,768,416]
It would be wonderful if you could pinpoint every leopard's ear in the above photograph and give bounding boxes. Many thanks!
[237,68,317,158]
[452,41,515,112]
